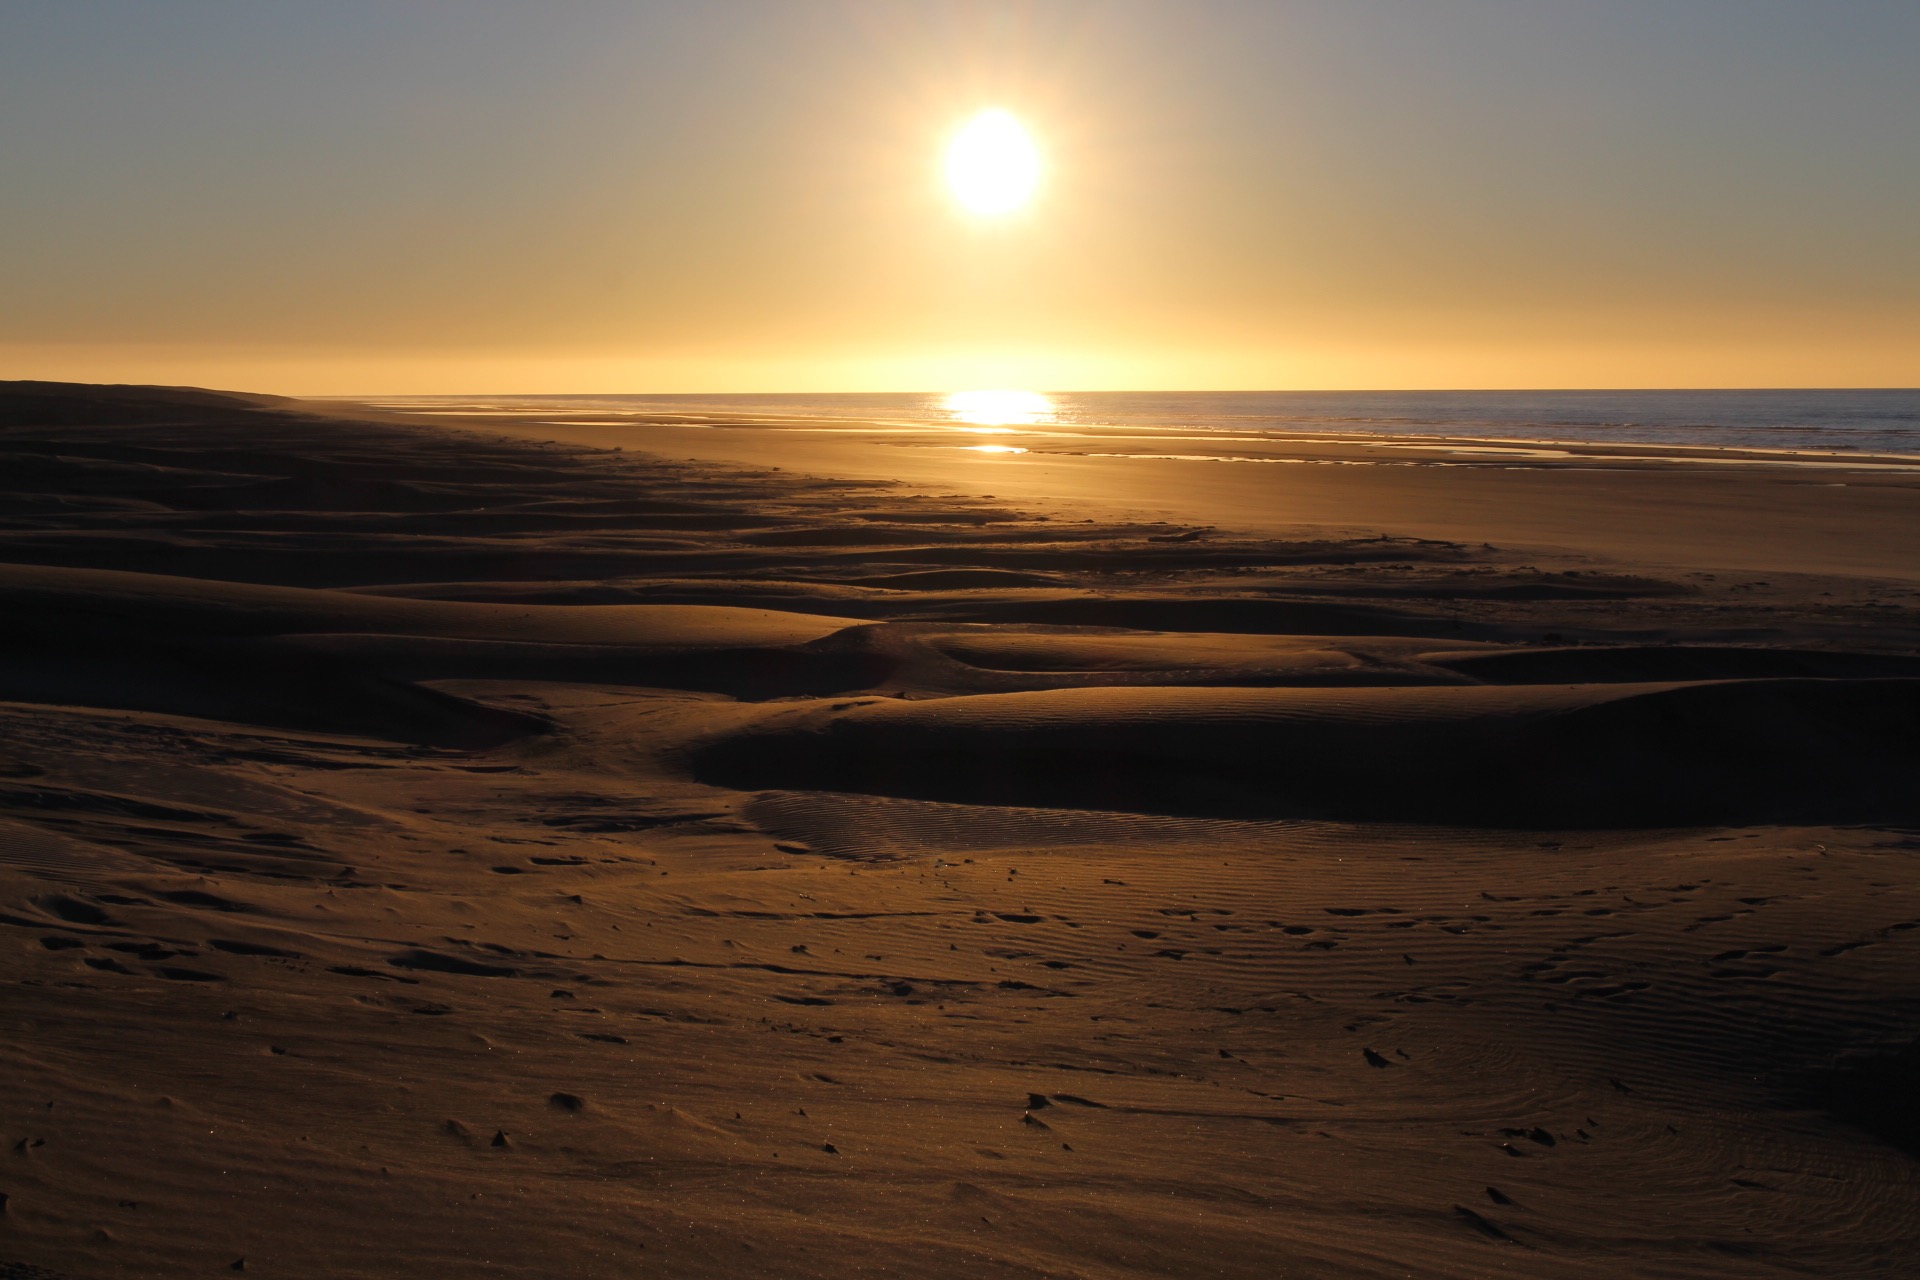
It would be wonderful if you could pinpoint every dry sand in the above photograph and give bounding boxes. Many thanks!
[1,380,1918,1278]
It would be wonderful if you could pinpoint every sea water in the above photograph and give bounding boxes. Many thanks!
[374,388,1920,458]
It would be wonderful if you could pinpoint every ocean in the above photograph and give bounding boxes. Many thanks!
[373,388,1920,458]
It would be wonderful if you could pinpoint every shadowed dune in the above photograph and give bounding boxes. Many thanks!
[0,562,867,736]
[1818,1038,1920,1158]
[694,679,1920,826]
[1430,644,1920,683]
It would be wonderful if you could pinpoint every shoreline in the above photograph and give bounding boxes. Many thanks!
[334,398,1920,582]
[324,388,1920,466]
[327,396,1920,469]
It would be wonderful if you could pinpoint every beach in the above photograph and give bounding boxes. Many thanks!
[478,399,1920,582]
[2,380,1919,1278]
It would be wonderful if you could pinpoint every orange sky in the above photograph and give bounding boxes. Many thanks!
[2,2,1915,393]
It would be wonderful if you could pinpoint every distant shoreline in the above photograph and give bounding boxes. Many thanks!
[340,393,1920,581]
[330,387,1920,461]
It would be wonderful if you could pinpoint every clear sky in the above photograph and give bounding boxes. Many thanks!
[2,1,1915,394]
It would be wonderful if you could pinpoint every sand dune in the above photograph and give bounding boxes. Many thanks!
[0,561,857,647]
[694,678,1920,826]
[1,382,1917,1279]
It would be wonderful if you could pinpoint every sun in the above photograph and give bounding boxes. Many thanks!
[945,110,1042,216]
[944,389,1054,426]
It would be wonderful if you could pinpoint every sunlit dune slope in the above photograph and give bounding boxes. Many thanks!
[0,562,858,648]
[0,563,865,742]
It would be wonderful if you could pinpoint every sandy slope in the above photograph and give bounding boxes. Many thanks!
[0,382,1917,1279]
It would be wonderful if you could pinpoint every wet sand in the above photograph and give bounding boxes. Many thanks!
[482,407,1920,581]
[2,381,1918,1278]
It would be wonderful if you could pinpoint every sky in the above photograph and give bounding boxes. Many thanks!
[1,0,1916,394]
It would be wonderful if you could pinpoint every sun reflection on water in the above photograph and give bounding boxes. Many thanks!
[943,389,1054,427]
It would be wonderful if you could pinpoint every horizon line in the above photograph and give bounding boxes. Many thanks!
[307,385,1920,400]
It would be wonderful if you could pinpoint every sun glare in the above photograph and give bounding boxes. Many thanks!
[944,388,1054,426]
[945,110,1042,216]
